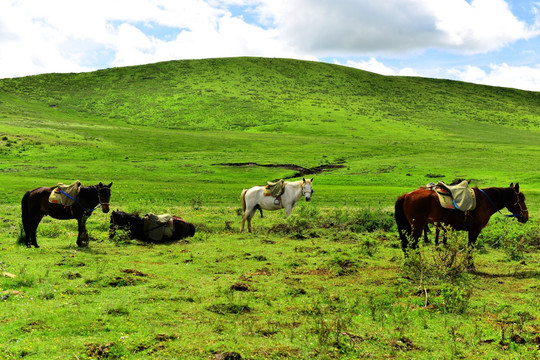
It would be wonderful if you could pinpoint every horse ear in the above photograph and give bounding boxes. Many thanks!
[99,182,103,187]
[302,177,306,183]
[311,178,314,183]
[515,183,520,192]
[108,182,113,187]
[510,182,514,188]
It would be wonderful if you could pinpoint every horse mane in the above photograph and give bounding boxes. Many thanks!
[479,186,518,209]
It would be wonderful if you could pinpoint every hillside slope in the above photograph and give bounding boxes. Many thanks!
[0,57,539,207]
[1,57,539,134]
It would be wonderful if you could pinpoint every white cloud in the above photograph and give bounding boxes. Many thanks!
[259,0,539,55]
[448,63,540,91]
[0,0,292,77]
[424,0,539,53]
[1,0,540,91]
[337,58,420,77]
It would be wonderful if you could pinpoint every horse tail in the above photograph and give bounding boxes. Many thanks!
[21,191,31,240]
[241,189,248,215]
[394,194,411,252]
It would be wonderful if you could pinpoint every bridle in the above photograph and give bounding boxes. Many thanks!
[97,189,110,208]
[301,182,314,197]
[59,186,110,213]
[479,188,528,218]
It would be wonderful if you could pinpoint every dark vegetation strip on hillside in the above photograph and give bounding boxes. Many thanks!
[218,162,346,180]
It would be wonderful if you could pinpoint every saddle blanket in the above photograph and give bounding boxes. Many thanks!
[144,213,174,241]
[264,179,285,198]
[48,180,81,206]
[435,180,476,211]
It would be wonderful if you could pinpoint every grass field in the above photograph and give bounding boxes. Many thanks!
[1,57,539,359]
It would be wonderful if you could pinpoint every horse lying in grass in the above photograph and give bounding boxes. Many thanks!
[240,178,313,233]
[395,182,528,269]
[21,182,112,248]
[109,210,195,243]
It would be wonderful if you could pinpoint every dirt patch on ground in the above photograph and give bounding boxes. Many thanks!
[217,162,345,179]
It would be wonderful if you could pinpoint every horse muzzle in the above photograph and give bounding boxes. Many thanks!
[305,196,311,202]
[518,212,528,223]
[102,204,110,213]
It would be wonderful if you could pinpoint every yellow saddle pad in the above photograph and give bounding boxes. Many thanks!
[49,180,81,206]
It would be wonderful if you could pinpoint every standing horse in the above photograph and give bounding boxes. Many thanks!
[241,178,313,233]
[21,182,112,248]
[395,183,528,267]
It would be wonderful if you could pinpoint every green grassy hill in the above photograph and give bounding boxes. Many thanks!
[1,57,538,209]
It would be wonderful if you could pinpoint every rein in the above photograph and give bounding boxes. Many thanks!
[478,188,524,218]
[59,188,103,213]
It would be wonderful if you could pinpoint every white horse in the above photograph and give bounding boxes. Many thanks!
[240,178,314,233]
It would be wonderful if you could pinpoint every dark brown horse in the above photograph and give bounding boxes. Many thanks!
[395,183,528,266]
[109,210,195,243]
[21,182,112,248]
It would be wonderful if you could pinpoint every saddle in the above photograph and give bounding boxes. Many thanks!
[434,180,476,212]
[143,213,174,241]
[263,179,285,198]
[49,180,81,206]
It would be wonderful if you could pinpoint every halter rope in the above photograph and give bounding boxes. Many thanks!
[478,188,525,218]
[59,188,103,213]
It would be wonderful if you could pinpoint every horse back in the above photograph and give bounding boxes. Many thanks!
[27,186,80,219]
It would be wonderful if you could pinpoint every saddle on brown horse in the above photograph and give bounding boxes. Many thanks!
[48,180,81,206]
[433,180,476,212]
[143,213,174,241]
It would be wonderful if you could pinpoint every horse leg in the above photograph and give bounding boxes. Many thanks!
[442,228,448,245]
[423,225,430,244]
[435,227,440,246]
[411,221,426,250]
[28,214,44,248]
[466,229,481,271]
[241,207,256,233]
[77,214,90,247]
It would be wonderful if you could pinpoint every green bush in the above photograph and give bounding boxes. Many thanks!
[347,208,394,233]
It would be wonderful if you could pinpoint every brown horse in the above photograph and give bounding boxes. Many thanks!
[395,183,528,266]
[21,182,112,248]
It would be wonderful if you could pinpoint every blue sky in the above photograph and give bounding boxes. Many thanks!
[1,0,540,91]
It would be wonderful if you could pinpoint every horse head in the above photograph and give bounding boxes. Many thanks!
[302,178,314,202]
[508,183,528,223]
[98,182,113,213]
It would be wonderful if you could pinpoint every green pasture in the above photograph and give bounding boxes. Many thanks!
[1,57,539,359]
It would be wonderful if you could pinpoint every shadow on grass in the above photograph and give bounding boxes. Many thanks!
[471,269,540,279]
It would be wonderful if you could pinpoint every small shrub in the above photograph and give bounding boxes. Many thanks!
[347,208,394,233]
[359,234,381,257]
[108,228,133,244]
[402,230,470,282]
[439,284,472,314]
[287,204,320,231]
[207,303,252,315]
[190,194,203,210]
[328,254,360,276]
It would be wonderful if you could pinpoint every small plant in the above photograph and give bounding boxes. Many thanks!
[402,229,470,283]
[347,208,394,233]
[359,234,381,257]
[190,194,203,210]
[108,228,133,244]
[440,284,472,314]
